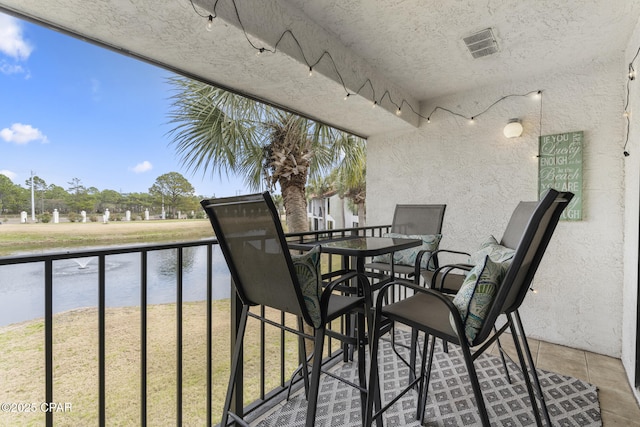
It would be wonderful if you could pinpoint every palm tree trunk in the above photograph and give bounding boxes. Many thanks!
[280,177,315,359]
[358,202,366,227]
[280,179,308,233]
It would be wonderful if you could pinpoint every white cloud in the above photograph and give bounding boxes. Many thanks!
[0,15,33,60]
[0,62,25,75]
[131,161,153,173]
[0,169,17,181]
[0,123,49,144]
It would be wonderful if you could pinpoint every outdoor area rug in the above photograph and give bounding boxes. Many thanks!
[256,330,601,426]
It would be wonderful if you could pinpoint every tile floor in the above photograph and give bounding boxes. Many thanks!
[252,332,640,426]
[489,337,640,426]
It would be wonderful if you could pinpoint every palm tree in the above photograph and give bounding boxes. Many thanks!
[167,77,366,233]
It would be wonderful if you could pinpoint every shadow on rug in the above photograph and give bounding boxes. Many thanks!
[257,330,601,426]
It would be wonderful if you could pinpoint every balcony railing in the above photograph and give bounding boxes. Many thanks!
[0,224,390,426]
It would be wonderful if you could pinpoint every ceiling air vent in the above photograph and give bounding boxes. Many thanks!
[463,28,499,59]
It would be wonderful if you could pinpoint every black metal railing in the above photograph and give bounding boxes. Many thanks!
[0,224,391,426]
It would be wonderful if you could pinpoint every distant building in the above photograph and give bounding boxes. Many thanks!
[307,191,359,231]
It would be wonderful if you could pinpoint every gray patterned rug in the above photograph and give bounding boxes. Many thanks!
[257,330,601,426]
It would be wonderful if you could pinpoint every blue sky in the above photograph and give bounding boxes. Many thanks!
[0,12,247,197]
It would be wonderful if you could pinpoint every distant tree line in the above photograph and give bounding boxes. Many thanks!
[0,172,202,220]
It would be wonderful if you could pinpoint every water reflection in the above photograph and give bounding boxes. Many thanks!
[0,245,231,326]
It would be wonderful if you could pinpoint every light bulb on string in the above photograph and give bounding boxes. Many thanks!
[308,67,313,77]
[469,117,476,125]
[206,15,214,32]
[372,101,377,109]
[396,108,402,116]
[427,117,431,124]
[256,48,265,57]
[343,93,350,101]
[533,90,542,100]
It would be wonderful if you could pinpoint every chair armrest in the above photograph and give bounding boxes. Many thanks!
[413,249,471,283]
[319,271,372,319]
[430,263,473,291]
[373,280,468,342]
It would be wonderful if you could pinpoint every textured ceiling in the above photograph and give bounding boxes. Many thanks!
[1,0,639,137]
[285,0,640,100]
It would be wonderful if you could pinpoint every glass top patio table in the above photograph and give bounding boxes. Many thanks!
[288,236,422,274]
[289,236,421,256]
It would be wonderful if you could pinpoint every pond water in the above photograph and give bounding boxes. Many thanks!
[0,245,231,327]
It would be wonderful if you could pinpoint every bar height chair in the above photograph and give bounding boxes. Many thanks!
[201,192,373,427]
[364,204,446,286]
[365,189,573,426]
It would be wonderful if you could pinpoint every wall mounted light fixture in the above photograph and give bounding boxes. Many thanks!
[503,118,523,138]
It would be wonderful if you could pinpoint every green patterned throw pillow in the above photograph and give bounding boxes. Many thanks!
[469,235,515,265]
[450,255,507,344]
[291,246,322,328]
[371,233,442,270]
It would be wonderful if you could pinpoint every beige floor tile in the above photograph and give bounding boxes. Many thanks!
[589,364,631,390]
[536,341,589,382]
[585,351,628,390]
[601,409,640,426]
[586,352,626,373]
[598,386,640,424]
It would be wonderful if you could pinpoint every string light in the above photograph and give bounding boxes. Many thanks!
[623,44,640,156]
[189,0,544,130]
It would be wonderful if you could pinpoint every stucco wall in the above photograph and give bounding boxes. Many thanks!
[367,58,626,357]
[624,17,640,401]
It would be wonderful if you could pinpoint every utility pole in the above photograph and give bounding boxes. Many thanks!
[30,170,35,222]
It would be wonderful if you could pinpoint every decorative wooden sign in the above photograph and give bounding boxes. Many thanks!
[538,131,583,221]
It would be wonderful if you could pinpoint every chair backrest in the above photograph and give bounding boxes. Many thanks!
[200,192,312,325]
[391,204,446,235]
[475,189,573,344]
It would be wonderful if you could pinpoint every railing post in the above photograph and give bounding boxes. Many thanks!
[140,251,148,427]
[230,279,244,420]
[206,244,213,426]
[176,248,183,426]
[98,255,106,427]
[45,259,53,427]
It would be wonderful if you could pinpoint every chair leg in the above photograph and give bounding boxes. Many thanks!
[221,305,249,427]
[459,341,491,426]
[408,327,419,389]
[297,317,311,398]
[511,311,552,426]
[305,326,325,427]
[494,327,513,384]
[365,310,383,427]
[417,333,433,423]
[356,310,368,422]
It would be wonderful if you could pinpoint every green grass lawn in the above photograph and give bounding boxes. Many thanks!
[0,302,310,426]
[0,220,213,256]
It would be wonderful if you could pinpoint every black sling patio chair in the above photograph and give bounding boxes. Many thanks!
[364,204,446,288]
[201,192,373,427]
[365,189,573,427]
